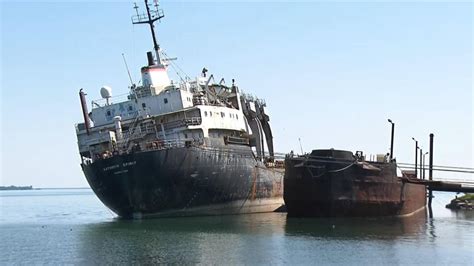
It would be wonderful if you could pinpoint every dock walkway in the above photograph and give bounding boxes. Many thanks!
[404,178,474,193]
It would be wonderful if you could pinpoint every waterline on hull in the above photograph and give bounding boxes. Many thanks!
[130,197,284,219]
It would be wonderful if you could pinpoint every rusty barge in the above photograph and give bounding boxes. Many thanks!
[284,149,427,217]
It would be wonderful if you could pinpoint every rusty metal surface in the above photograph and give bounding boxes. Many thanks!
[83,145,284,218]
[284,150,427,217]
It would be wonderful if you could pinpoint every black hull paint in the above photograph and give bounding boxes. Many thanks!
[82,145,284,218]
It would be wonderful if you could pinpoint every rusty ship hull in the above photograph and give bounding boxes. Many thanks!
[284,150,426,217]
[82,145,284,218]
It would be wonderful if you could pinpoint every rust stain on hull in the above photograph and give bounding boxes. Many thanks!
[284,150,427,217]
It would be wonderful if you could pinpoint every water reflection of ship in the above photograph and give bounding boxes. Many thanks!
[78,211,430,264]
[284,208,428,239]
[78,214,286,264]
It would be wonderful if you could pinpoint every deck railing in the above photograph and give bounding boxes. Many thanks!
[93,137,204,162]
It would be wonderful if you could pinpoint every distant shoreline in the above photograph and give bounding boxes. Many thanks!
[0,186,33,191]
[35,187,91,190]
[0,186,91,191]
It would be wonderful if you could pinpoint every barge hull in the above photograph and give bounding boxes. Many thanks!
[284,180,426,217]
[284,150,427,217]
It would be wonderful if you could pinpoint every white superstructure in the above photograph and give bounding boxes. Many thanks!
[75,0,274,164]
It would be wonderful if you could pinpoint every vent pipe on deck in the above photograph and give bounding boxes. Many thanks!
[114,116,123,141]
[79,89,91,135]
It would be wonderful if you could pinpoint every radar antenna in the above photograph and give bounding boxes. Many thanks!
[132,0,165,65]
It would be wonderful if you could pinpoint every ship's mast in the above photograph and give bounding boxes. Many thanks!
[132,0,164,65]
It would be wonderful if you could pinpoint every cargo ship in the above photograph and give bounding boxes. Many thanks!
[75,0,283,218]
[284,149,426,217]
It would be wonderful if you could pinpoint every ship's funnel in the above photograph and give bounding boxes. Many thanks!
[79,89,90,135]
[141,64,171,94]
[147,51,154,66]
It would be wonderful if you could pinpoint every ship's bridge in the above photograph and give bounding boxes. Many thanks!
[89,84,194,127]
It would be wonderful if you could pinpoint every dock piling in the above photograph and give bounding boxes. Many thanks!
[419,148,423,179]
[428,133,434,217]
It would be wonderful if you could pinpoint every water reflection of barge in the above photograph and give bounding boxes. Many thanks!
[284,208,428,238]
[284,149,427,217]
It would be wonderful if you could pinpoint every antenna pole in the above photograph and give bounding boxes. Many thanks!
[144,0,160,63]
[132,0,164,65]
[299,138,304,155]
[122,53,134,86]
[133,2,140,17]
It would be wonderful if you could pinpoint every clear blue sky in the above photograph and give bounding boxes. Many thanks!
[1,1,472,188]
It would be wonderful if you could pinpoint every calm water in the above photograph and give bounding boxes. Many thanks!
[0,189,473,265]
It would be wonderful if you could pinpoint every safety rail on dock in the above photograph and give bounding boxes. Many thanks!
[403,178,474,193]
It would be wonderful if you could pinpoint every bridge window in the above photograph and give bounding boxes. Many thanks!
[221,112,225,118]
[204,111,208,117]
[128,105,133,111]
[106,110,111,116]
[164,98,168,104]
[236,114,238,119]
